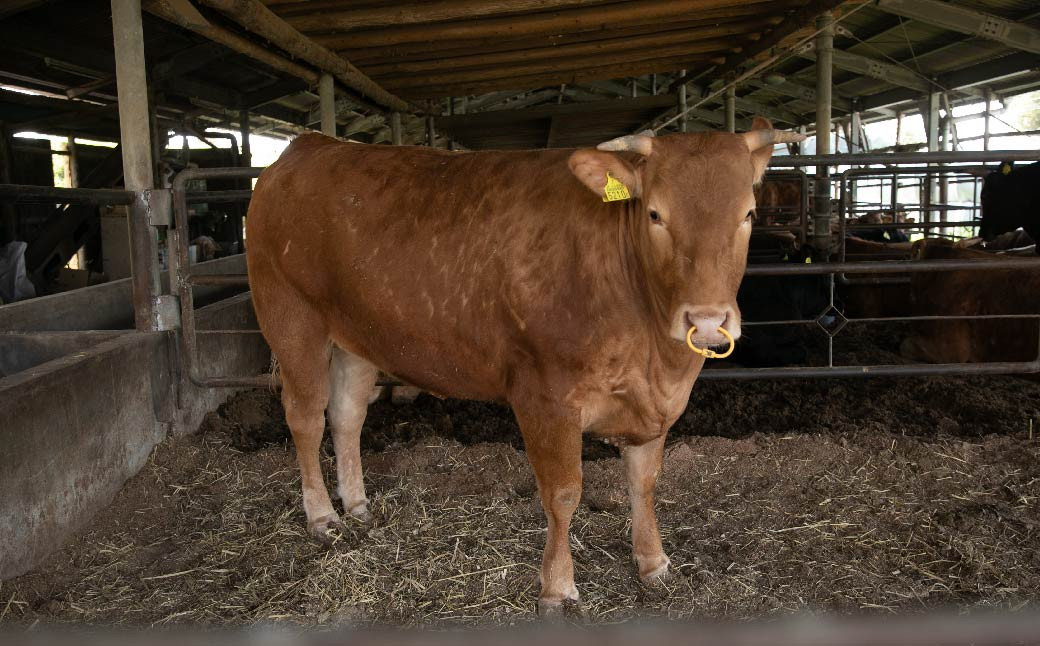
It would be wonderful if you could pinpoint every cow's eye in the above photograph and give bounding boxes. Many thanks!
[649,209,660,222]
[746,210,756,222]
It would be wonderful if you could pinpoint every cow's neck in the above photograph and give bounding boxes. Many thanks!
[616,201,694,373]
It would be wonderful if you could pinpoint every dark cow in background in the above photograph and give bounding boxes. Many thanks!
[900,238,1040,364]
[980,161,1040,254]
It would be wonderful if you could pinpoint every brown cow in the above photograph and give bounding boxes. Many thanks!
[245,118,804,615]
[900,238,1040,364]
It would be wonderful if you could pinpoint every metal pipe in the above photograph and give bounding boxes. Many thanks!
[813,11,834,259]
[697,359,1040,380]
[744,257,1040,277]
[239,109,251,167]
[724,83,736,133]
[0,184,133,204]
[112,0,161,331]
[678,70,688,133]
[319,73,336,136]
[770,149,1039,167]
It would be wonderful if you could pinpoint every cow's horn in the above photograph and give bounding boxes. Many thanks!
[597,131,655,155]
[742,128,808,151]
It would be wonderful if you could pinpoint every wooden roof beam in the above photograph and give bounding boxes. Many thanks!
[392,56,726,98]
[376,41,736,89]
[311,0,791,49]
[336,11,786,64]
[669,0,850,92]
[192,0,414,113]
[283,0,612,33]
[363,21,775,77]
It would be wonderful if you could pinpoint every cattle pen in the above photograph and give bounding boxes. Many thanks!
[2,0,1040,637]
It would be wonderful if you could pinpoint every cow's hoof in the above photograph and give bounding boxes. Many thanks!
[308,514,345,545]
[537,597,585,622]
[639,559,672,586]
[346,503,373,525]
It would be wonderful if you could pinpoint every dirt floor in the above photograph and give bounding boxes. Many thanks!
[3,332,1040,627]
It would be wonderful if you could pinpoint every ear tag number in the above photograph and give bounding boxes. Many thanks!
[1002,163,1013,175]
[602,172,631,202]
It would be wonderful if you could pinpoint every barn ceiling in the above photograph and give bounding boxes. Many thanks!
[0,0,1037,150]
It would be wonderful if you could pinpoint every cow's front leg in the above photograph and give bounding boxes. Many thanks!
[622,434,670,582]
[517,414,583,616]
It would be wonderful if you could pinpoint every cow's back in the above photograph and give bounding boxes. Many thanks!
[246,134,632,401]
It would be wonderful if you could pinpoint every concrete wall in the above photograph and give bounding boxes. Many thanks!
[0,290,270,579]
[0,254,249,332]
[0,331,166,579]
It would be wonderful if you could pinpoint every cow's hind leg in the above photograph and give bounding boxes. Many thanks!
[253,277,338,540]
[328,347,379,522]
[623,434,670,583]
[516,411,583,617]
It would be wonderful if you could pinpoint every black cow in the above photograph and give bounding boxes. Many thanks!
[980,161,1040,254]
[728,245,830,368]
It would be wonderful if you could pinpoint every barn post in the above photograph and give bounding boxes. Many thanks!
[319,72,336,136]
[984,89,993,151]
[678,69,688,133]
[426,116,436,147]
[813,10,834,259]
[924,91,940,223]
[390,112,403,145]
[111,0,161,331]
[239,108,251,167]
[724,81,736,133]
[0,123,17,243]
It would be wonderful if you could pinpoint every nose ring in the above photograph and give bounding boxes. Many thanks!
[685,325,735,359]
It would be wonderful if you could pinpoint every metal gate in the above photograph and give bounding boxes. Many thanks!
[169,150,1040,388]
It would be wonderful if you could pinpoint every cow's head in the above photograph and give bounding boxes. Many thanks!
[568,117,805,348]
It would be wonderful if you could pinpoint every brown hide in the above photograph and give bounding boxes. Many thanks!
[247,132,760,434]
[900,238,1040,364]
[837,237,913,319]
[245,121,795,609]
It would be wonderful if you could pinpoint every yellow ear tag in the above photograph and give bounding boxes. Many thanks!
[1002,163,1012,175]
[602,172,631,202]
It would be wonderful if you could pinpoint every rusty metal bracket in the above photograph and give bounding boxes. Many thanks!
[142,187,173,227]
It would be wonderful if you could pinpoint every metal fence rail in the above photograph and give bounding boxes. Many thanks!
[162,154,1040,387]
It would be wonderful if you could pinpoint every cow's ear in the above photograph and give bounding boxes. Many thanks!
[568,149,643,200]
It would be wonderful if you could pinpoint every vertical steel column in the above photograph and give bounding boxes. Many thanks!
[390,112,402,145]
[678,70,688,134]
[813,11,834,258]
[0,123,15,243]
[984,89,993,151]
[924,91,940,223]
[426,116,436,147]
[724,83,736,133]
[319,73,335,136]
[111,0,160,331]
[239,109,251,167]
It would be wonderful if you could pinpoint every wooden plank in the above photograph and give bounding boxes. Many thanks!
[391,54,726,98]
[374,39,735,87]
[435,94,678,129]
[309,0,788,49]
[194,0,413,112]
[334,8,795,62]
[361,20,776,76]
[282,0,615,33]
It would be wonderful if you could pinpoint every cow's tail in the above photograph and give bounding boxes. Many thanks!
[268,355,281,392]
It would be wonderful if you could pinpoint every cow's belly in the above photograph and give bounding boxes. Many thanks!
[326,316,508,402]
